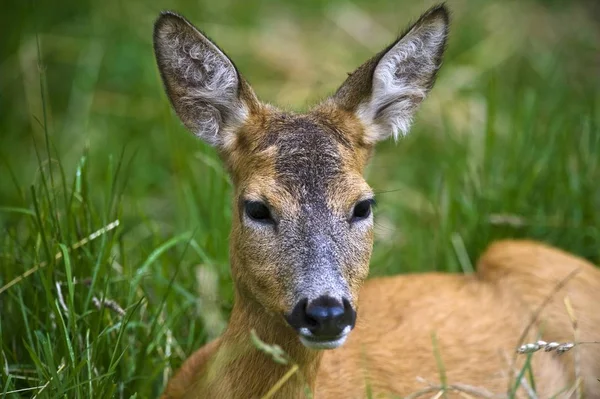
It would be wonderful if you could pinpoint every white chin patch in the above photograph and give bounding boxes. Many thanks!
[298,326,351,350]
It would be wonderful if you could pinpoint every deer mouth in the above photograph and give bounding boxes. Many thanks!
[297,325,352,350]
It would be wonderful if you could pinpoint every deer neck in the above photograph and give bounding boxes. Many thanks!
[201,288,323,398]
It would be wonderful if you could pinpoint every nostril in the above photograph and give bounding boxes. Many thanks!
[285,298,310,330]
[343,298,356,329]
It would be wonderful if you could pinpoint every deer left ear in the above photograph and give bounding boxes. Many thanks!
[333,4,449,143]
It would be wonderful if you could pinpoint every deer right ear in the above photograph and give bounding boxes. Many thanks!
[333,4,449,144]
[153,12,257,148]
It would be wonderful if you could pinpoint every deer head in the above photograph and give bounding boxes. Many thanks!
[153,4,448,350]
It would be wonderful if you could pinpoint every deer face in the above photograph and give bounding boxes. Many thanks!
[226,108,375,349]
[153,5,448,349]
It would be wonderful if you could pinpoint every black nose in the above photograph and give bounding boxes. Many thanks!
[286,296,356,339]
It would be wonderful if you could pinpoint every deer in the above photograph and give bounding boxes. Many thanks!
[153,4,600,398]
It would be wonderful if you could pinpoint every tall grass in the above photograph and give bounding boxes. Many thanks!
[1,0,599,397]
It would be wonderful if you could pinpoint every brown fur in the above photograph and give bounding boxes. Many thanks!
[163,241,600,398]
[153,5,600,399]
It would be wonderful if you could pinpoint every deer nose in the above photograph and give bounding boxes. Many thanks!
[286,296,356,339]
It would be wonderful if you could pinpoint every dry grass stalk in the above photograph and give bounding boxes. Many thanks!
[407,376,500,399]
[0,219,120,295]
[507,268,581,394]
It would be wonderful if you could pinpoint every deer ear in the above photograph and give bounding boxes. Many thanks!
[333,4,449,143]
[153,11,258,148]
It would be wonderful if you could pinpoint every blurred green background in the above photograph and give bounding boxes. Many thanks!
[1,0,599,397]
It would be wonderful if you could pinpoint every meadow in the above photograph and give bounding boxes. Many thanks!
[1,0,599,397]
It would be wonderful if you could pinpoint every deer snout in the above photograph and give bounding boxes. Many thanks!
[286,296,356,349]
[305,297,355,336]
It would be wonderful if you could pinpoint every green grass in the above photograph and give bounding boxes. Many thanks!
[1,0,599,397]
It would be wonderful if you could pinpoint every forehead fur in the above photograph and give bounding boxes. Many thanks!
[224,102,373,195]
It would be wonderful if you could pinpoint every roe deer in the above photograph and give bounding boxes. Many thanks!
[153,4,600,398]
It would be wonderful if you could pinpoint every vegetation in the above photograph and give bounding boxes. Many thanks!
[1,0,598,397]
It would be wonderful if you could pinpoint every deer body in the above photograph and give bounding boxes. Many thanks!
[153,5,600,398]
[162,240,600,398]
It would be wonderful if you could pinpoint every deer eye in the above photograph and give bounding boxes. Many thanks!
[351,199,375,222]
[244,200,274,224]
